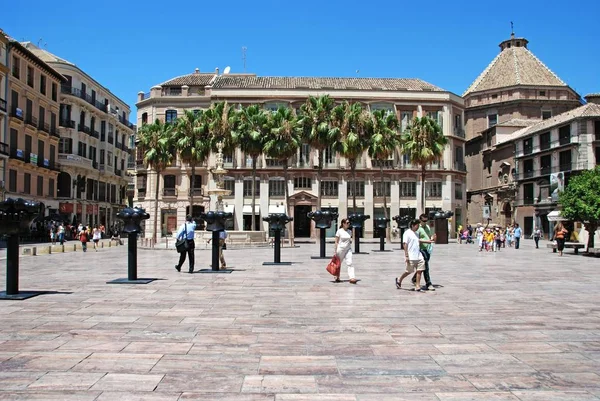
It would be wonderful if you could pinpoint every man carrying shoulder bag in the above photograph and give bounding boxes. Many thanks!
[175,215,196,273]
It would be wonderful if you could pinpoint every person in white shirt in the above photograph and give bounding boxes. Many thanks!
[334,218,357,284]
[396,219,426,291]
[92,225,102,251]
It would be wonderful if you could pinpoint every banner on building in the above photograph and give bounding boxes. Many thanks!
[482,205,491,220]
[76,203,82,214]
[86,205,94,214]
[550,172,565,202]
[59,203,73,214]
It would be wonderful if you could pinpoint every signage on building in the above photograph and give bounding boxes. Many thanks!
[482,205,491,220]
[59,202,74,214]
[30,153,38,166]
[16,149,23,158]
[44,159,49,167]
[16,108,23,118]
[76,203,82,214]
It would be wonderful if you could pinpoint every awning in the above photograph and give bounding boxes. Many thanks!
[268,204,285,214]
[547,210,568,222]
[224,205,235,214]
[242,205,260,215]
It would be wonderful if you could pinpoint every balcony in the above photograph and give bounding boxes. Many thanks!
[37,158,59,171]
[0,98,6,113]
[92,161,98,169]
[189,188,204,197]
[454,161,467,172]
[39,122,50,134]
[163,188,177,197]
[108,135,114,144]
[142,92,151,100]
[118,115,135,130]
[78,123,91,135]
[115,169,122,177]
[265,158,284,167]
[127,160,136,169]
[92,131,100,139]
[60,119,76,129]
[453,127,465,138]
[115,141,122,150]
[25,115,38,128]
[61,85,108,114]
[49,126,59,138]
[12,67,20,79]
[10,107,23,120]
[372,159,394,168]
[58,153,93,169]
[9,148,28,162]
[136,158,145,168]
[0,142,8,156]
[514,162,585,180]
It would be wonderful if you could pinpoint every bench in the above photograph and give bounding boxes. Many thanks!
[546,242,586,255]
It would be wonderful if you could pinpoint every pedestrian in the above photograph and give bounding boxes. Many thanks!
[396,219,426,291]
[92,225,101,251]
[533,227,542,249]
[58,223,65,245]
[207,229,228,269]
[553,222,568,256]
[412,213,436,291]
[49,225,56,245]
[79,226,89,252]
[476,223,485,251]
[333,218,357,284]
[175,215,196,273]
[513,223,522,249]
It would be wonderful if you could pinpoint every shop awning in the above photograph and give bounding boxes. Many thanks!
[242,205,260,215]
[547,210,568,222]
[224,205,235,214]
[268,204,285,214]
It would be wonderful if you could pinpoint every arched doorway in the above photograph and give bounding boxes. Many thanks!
[502,202,512,227]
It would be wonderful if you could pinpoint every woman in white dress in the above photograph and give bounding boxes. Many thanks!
[333,218,358,284]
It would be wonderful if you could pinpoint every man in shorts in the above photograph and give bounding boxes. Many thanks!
[396,219,426,291]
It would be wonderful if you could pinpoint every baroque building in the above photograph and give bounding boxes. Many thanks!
[24,43,135,229]
[135,71,468,239]
[464,33,582,231]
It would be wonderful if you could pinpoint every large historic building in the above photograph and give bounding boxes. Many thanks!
[0,31,8,195]
[4,38,64,212]
[24,43,135,228]
[464,33,583,233]
[135,72,468,238]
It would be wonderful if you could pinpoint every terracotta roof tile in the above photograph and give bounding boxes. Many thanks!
[210,76,445,92]
[464,46,567,96]
[160,73,216,86]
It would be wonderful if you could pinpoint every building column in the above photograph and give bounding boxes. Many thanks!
[442,174,453,211]
[390,179,400,221]
[260,178,269,232]
[338,178,348,220]
[416,179,423,217]
[234,179,244,230]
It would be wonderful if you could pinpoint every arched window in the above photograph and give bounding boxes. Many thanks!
[141,112,148,125]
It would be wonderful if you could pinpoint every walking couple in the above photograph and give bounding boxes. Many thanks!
[396,214,436,292]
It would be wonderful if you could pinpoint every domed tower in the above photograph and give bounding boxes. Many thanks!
[464,32,581,226]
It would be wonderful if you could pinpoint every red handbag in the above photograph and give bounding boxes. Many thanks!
[326,254,341,276]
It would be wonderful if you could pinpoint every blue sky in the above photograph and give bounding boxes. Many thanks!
[3,0,599,121]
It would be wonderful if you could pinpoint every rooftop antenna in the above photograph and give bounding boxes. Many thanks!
[242,46,247,73]
[37,38,43,47]
[510,21,514,37]
[356,69,360,77]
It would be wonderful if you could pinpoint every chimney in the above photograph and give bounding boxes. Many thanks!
[194,68,199,74]
[584,93,600,105]
[215,67,219,75]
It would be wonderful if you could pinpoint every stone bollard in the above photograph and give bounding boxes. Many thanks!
[32,247,37,256]
[48,246,52,254]
[60,244,65,253]
[73,244,77,252]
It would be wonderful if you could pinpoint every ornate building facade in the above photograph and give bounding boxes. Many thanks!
[25,43,134,228]
[135,72,468,238]
[464,33,582,231]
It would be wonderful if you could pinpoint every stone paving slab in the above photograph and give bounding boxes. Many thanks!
[0,239,599,399]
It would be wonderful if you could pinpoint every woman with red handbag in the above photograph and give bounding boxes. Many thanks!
[333,218,358,284]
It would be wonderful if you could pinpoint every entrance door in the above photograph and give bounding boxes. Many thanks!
[524,216,533,238]
[294,205,312,237]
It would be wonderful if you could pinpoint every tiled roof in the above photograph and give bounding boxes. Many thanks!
[496,103,600,144]
[23,42,75,66]
[496,118,539,128]
[464,46,567,96]
[210,76,445,92]
[160,73,216,86]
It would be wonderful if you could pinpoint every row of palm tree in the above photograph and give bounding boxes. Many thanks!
[137,95,448,244]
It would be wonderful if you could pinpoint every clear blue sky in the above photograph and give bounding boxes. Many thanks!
[3,0,599,121]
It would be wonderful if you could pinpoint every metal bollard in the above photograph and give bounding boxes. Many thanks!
[48,246,51,254]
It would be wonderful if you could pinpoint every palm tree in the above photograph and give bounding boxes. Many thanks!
[298,95,336,209]
[402,116,448,215]
[174,110,211,220]
[264,106,301,246]
[235,105,268,231]
[203,101,239,154]
[137,118,175,245]
[368,110,400,238]
[331,101,370,213]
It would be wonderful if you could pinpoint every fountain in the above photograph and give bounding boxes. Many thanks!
[207,142,231,211]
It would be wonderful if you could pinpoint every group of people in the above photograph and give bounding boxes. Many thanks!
[75,224,103,252]
[474,223,523,251]
[331,213,437,292]
[174,215,228,274]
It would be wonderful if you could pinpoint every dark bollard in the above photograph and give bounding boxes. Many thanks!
[107,207,155,284]
[372,217,392,252]
[0,198,43,300]
[392,215,411,250]
[263,213,293,265]
[199,211,233,273]
[349,213,370,254]
[308,210,339,259]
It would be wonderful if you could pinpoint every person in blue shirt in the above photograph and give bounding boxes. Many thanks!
[513,223,522,249]
[175,215,196,273]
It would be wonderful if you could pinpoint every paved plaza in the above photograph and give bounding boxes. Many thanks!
[0,238,599,400]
